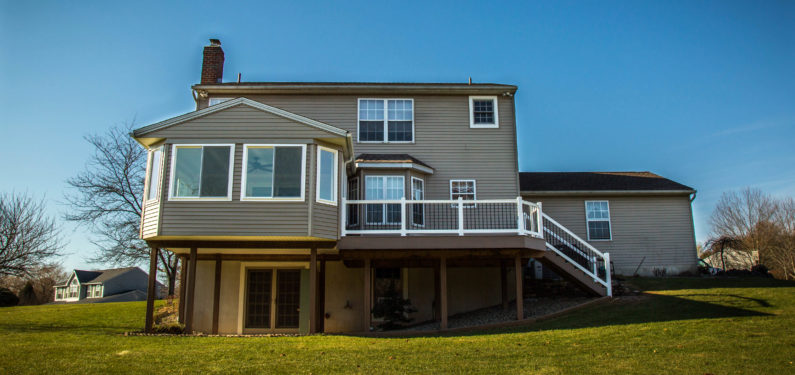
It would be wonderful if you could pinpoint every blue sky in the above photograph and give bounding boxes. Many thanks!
[1,0,793,271]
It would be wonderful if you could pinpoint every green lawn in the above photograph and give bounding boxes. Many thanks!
[1,278,793,374]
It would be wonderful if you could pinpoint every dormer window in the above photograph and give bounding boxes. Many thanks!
[469,96,499,128]
[358,99,414,143]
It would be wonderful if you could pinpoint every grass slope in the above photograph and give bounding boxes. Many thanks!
[1,278,793,374]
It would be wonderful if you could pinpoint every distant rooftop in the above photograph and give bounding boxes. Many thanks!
[520,172,694,193]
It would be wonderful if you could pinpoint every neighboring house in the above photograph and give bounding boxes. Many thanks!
[53,267,163,303]
[133,39,698,335]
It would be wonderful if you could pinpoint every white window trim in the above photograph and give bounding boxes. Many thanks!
[208,97,234,106]
[410,176,425,227]
[469,96,499,128]
[240,144,307,202]
[168,144,235,201]
[449,179,477,208]
[357,98,415,144]
[364,175,405,225]
[145,146,164,202]
[585,200,613,241]
[315,146,339,206]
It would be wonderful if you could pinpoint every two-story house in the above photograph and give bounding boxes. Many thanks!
[134,40,697,334]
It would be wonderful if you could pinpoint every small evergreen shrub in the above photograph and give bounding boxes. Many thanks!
[0,287,19,307]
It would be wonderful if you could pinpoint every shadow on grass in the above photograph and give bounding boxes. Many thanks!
[625,277,795,291]
[354,289,777,339]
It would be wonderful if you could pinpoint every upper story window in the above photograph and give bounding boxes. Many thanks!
[316,146,338,205]
[450,179,476,207]
[585,201,612,241]
[241,144,306,201]
[170,144,234,200]
[146,147,163,201]
[469,96,499,128]
[208,97,233,106]
[358,99,414,143]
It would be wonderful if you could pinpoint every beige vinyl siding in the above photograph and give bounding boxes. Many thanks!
[237,95,519,200]
[141,201,160,238]
[523,194,699,276]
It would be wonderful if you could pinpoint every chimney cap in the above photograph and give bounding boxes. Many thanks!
[209,39,221,47]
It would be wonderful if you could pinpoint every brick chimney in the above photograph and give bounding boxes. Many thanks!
[200,39,224,84]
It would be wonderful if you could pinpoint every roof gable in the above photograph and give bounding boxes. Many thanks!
[132,97,348,138]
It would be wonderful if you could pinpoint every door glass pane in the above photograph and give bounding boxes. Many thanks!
[365,176,384,224]
[385,177,404,224]
[174,147,202,197]
[318,149,335,201]
[245,147,274,197]
[273,147,302,197]
[275,269,301,329]
[200,146,231,197]
[412,179,424,226]
[246,270,272,329]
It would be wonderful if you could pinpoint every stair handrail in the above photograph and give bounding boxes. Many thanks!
[542,213,612,296]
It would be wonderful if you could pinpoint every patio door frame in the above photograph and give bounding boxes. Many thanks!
[237,263,305,334]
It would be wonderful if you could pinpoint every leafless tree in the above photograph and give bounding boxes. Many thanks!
[710,187,778,254]
[0,193,64,277]
[765,197,795,279]
[1,263,68,305]
[703,235,746,271]
[63,123,179,295]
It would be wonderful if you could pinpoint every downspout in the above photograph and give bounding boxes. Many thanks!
[343,133,356,174]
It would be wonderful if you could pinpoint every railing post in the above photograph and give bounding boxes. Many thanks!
[340,197,347,237]
[604,252,612,297]
[457,197,464,236]
[592,256,598,283]
[516,196,524,235]
[537,202,544,239]
[400,197,407,236]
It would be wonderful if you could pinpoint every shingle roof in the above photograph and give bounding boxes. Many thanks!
[69,267,141,285]
[519,172,694,192]
[356,153,433,169]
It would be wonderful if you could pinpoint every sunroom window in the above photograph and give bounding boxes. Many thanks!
[358,99,413,142]
[146,147,162,201]
[242,145,305,200]
[316,147,338,205]
[171,145,233,199]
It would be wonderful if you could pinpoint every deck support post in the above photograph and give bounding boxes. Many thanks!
[309,247,318,334]
[363,258,371,332]
[501,261,508,311]
[184,247,197,333]
[440,256,448,329]
[144,246,158,333]
[433,262,441,321]
[515,255,524,320]
[318,259,326,333]
[212,254,222,335]
[178,255,187,324]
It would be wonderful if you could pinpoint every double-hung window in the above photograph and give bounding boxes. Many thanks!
[450,180,476,207]
[585,201,612,241]
[146,147,163,201]
[170,145,234,200]
[358,99,414,143]
[365,176,404,225]
[242,144,306,200]
[316,146,338,205]
[469,96,499,128]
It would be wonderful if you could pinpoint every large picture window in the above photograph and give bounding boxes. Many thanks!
[585,201,612,241]
[242,144,306,200]
[316,146,338,205]
[146,147,163,201]
[170,145,234,200]
[358,99,414,143]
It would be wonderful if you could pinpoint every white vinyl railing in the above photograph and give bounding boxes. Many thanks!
[341,196,543,238]
[542,213,612,296]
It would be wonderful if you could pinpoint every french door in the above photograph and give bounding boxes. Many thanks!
[245,268,301,331]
